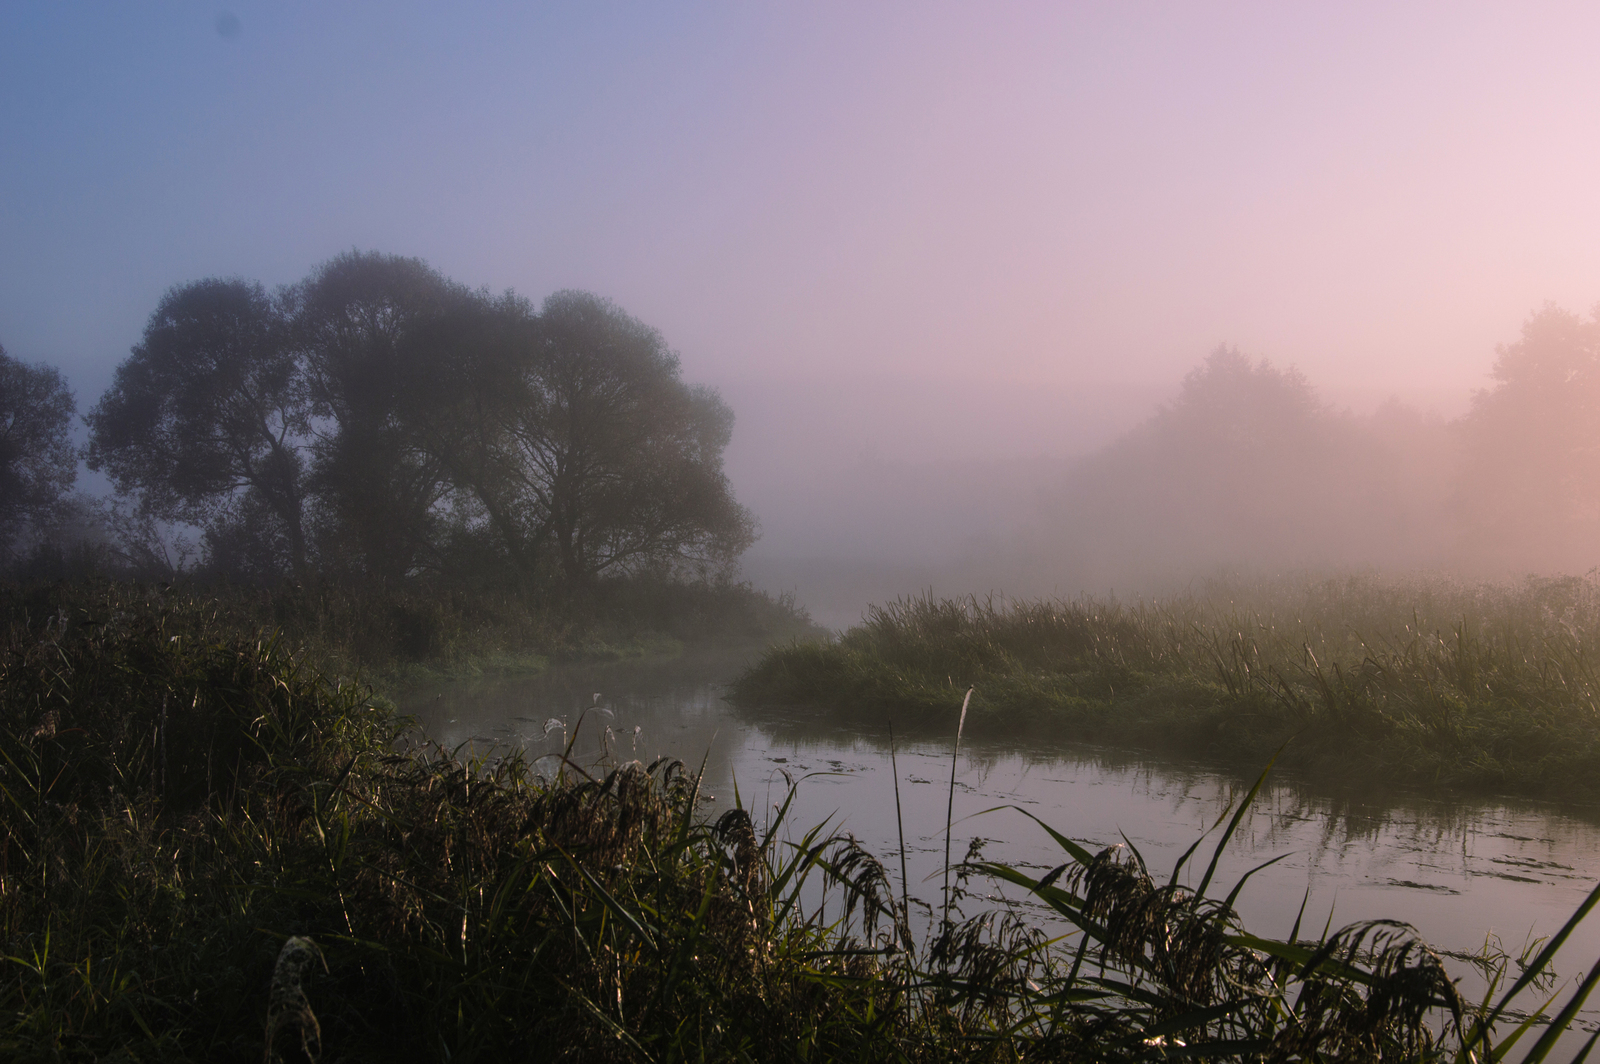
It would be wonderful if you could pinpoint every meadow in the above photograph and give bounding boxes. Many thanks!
[3,582,1598,1061]
[732,575,1600,805]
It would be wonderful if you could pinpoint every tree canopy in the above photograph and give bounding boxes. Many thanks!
[294,251,472,580]
[1036,345,1453,584]
[0,344,77,552]
[385,288,755,583]
[85,278,310,576]
[54,276,1600,588]
[516,291,752,581]
[1455,303,1600,567]
[85,254,756,586]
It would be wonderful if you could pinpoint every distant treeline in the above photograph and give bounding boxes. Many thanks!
[0,251,753,590]
[1028,307,1600,586]
[5,280,1599,590]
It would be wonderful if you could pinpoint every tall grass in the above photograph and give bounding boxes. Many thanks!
[733,574,1600,802]
[0,573,817,696]
[4,587,1595,1060]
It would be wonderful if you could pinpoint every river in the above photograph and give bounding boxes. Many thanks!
[401,642,1600,1032]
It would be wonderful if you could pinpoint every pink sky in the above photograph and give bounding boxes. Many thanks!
[4,2,1600,570]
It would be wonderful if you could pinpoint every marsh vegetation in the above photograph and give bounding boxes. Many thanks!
[5,586,1600,1061]
[734,575,1600,805]
[7,261,1600,1059]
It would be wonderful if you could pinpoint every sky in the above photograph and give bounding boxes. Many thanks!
[6,2,1600,601]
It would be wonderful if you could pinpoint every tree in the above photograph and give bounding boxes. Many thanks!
[387,291,546,581]
[0,344,77,550]
[1157,346,1328,453]
[398,290,755,583]
[90,255,759,588]
[1036,346,1417,583]
[1454,303,1600,567]
[84,279,311,577]
[514,291,754,581]
[294,251,471,580]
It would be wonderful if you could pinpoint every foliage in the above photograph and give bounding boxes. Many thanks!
[84,277,311,576]
[1035,347,1454,585]
[3,593,1589,1061]
[734,574,1600,803]
[0,344,77,556]
[1455,303,1600,569]
[83,252,753,589]
[389,289,755,584]
[0,575,818,699]
[295,250,472,581]
[503,290,754,583]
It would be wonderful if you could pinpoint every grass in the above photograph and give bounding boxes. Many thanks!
[5,584,1600,1060]
[0,572,819,697]
[731,574,1600,804]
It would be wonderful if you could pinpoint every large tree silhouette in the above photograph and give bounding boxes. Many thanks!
[394,290,755,582]
[294,251,470,580]
[92,255,756,586]
[525,291,754,581]
[85,279,310,576]
[0,343,77,551]
[1037,346,1447,583]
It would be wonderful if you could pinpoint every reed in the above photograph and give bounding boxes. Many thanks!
[0,573,817,697]
[3,590,1593,1060]
[942,687,972,944]
[732,574,1600,803]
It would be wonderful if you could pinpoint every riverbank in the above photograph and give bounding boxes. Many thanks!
[731,575,1600,806]
[0,574,821,697]
[3,589,1582,1061]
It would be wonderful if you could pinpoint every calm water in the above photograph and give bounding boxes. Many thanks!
[403,644,1600,1024]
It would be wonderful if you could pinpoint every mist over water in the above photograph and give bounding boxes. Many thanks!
[14,7,1600,1056]
[732,329,1581,631]
[410,645,1600,1036]
[8,6,1600,620]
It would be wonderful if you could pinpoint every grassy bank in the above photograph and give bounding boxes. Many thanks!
[4,590,1591,1061]
[0,574,819,696]
[732,575,1600,805]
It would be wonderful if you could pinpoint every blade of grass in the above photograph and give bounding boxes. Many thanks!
[1195,750,1280,899]
[1566,1027,1600,1064]
[888,718,910,931]
[974,804,1097,866]
[1118,830,1149,877]
[1463,878,1600,1056]
[1517,953,1600,1064]
[1169,799,1238,890]
[1287,887,1310,945]
[674,748,712,848]
[942,687,972,939]
[1222,852,1293,911]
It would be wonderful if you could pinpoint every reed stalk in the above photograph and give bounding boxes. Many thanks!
[941,686,972,945]
[888,718,910,930]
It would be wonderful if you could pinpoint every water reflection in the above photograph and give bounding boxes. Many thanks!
[403,645,1600,1010]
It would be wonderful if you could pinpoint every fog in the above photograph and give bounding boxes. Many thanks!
[736,308,1600,633]
[730,363,1487,631]
[6,5,1600,625]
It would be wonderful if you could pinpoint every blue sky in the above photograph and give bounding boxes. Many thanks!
[7,3,1600,561]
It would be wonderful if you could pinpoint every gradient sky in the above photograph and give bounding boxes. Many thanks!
[6,3,1600,562]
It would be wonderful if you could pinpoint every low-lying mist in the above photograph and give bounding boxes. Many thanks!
[743,304,1600,628]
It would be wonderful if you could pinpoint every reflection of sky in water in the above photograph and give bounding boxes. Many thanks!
[406,648,1600,1031]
